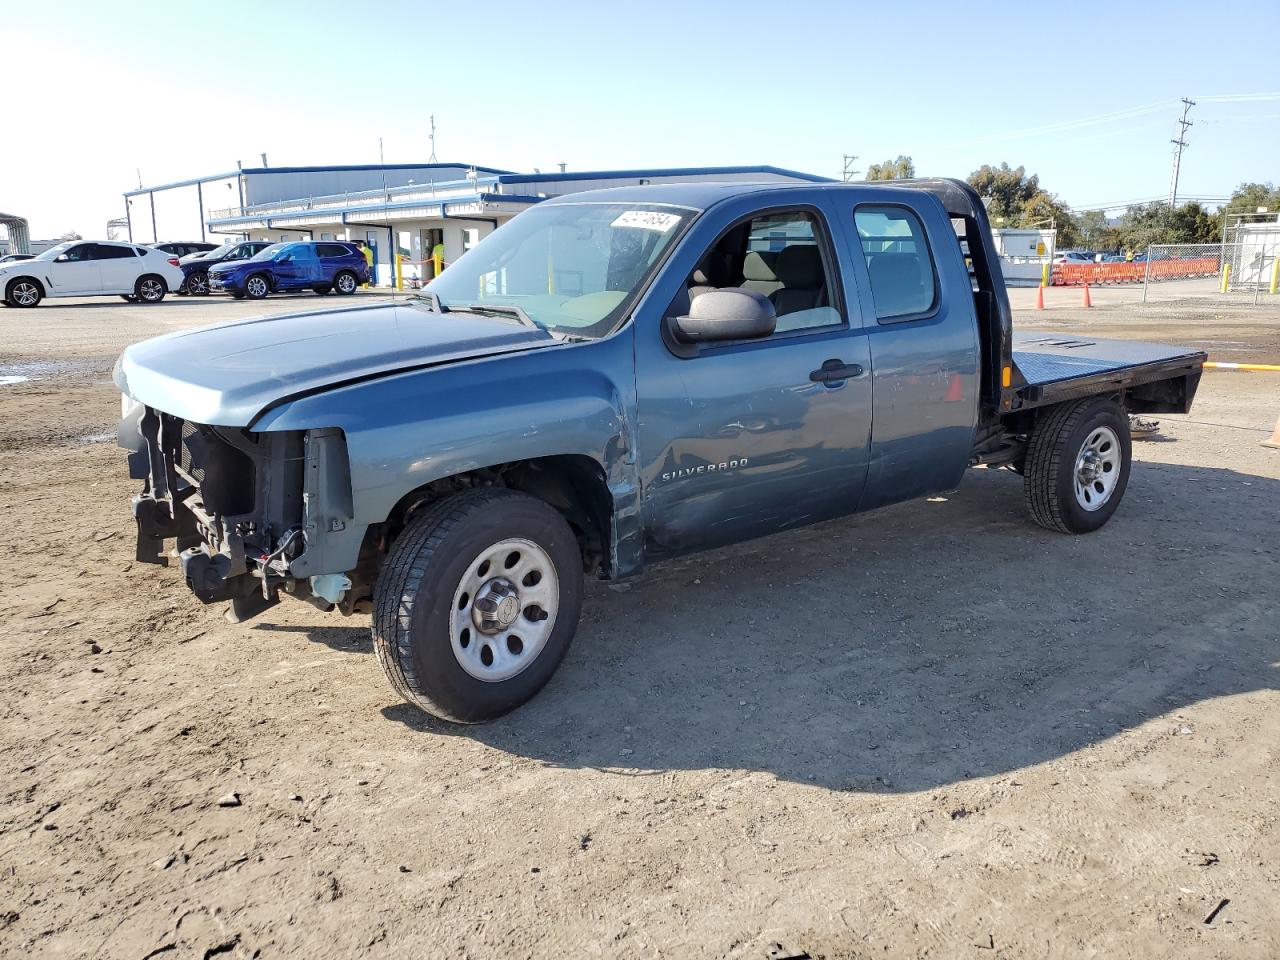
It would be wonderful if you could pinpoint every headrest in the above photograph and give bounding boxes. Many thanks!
[773,245,823,288]
[742,250,778,282]
[692,251,733,287]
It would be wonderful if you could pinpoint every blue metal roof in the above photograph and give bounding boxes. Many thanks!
[126,163,514,197]
[497,165,832,185]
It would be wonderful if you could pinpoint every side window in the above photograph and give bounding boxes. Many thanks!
[61,244,94,262]
[94,244,135,260]
[681,209,841,336]
[316,243,348,258]
[853,206,937,322]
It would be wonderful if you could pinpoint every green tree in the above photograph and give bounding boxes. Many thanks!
[865,155,915,181]
[967,163,1080,246]
[1223,182,1280,216]
[1077,210,1109,247]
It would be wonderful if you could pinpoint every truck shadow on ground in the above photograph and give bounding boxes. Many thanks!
[373,460,1279,793]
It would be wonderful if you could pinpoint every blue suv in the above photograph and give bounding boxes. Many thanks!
[208,241,370,299]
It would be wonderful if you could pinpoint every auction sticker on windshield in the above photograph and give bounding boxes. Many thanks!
[611,210,682,232]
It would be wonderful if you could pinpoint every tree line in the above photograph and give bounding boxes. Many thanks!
[862,156,1277,252]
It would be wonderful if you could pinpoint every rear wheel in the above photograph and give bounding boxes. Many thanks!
[6,278,42,308]
[372,489,584,723]
[187,271,210,296]
[333,270,358,295]
[1024,397,1131,533]
[245,274,270,300]
[136,275,166,303]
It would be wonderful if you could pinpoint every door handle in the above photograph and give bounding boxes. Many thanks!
[809,359,864,383]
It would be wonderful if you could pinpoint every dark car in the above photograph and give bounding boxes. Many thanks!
[151,241,218,259]
[178,241,273,295]
[207,241,369,299]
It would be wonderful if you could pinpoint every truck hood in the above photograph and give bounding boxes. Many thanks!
[114,301,558,427]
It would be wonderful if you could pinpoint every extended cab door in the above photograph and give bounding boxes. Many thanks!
[836,192,980,509]
[633,194,873,559]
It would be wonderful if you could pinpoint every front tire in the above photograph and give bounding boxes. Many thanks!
[136,275,166,303]
[333,270,358,295]
[6,278,42,308]
[372,489,584,723]
[1024,397,1131,533]
[244,274,270,300]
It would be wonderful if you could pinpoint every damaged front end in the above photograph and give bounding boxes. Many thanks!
[121,402,354,622]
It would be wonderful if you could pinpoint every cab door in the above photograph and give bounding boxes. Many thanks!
[633,195,873,559]
[836,195,980,508]
[274,244,319,290]
[48,243,101,295]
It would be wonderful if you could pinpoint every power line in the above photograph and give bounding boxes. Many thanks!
[1168,97,1195,207]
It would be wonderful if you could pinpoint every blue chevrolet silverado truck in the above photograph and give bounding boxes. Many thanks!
[115,179,1205,722]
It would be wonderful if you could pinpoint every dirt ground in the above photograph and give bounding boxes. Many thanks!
[1,288,1277,959]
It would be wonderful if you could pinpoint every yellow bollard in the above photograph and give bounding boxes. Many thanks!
[1041,262,1049,287]
[395,254,403,291]
[1271,256,1279,295]
[1220,263,1231,293]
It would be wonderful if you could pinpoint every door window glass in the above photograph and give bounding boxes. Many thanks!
[93,244,136,260]
[61,244,93,262]
[853,206,937,322]
[679,209,841,335]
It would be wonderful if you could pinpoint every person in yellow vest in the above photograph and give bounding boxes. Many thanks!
[431,241,446,278]
[359,240,374,287]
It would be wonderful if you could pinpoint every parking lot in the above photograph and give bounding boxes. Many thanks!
[1,291,1278,958]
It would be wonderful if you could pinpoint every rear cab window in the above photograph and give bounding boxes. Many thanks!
[853,206,938,323]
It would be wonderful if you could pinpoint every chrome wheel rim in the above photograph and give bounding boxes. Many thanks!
[247,277,267,297]
[12,282,38,306]
[337,273,356,293]
[449,537,558,683]
[1074,425,1121,511]
[189,273,208,295]
[140,279,163,301]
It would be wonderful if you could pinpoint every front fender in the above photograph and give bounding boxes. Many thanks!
[252,329,642,576]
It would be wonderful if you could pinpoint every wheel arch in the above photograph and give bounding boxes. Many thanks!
[5,275,46,298]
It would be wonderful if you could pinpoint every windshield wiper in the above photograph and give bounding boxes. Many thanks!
[458,302,544,332]
[410,290,448,313]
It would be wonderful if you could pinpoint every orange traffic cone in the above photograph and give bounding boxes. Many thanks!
[1263,411,1280,449]
[1035,285,1045,310]
[1082,283,1092,308]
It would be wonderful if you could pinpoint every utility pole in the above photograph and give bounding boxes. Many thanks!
[1168,97,1194,208]
[842,154,860,182]
[428,114,437,163]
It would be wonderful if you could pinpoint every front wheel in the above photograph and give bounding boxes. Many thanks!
[244,274,270,300]
[187,271,210,296]
[1024,397,1131,533]
[372,489,584,723]
[6,278,42,308]
[136,275,166,303]
[333,270,358,295]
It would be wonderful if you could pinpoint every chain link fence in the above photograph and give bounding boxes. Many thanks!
[1139,243,1224,302]
[1222,218,1280,299]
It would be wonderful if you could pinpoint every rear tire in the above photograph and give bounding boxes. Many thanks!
[244,274,270,300]
[136,275,166,303]
[5,278,42,308]
[372,489,584,723]
[334,270,358,295]
[1024,397,1131,534]
[187,271,210,296]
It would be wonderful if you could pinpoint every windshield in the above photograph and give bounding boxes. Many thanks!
[249,243,290,262]
[423,202,694,339]
[33,241,77,261]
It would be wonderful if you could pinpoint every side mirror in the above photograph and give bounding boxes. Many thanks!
[54,254,69,263]
[672,289,776,343]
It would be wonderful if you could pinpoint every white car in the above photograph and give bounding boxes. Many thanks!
[0,240,186,308]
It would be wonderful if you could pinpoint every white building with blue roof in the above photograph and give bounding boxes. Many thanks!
[124,162,828,285]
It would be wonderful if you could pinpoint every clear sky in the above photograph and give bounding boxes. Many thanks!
[3,0,1277,238]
